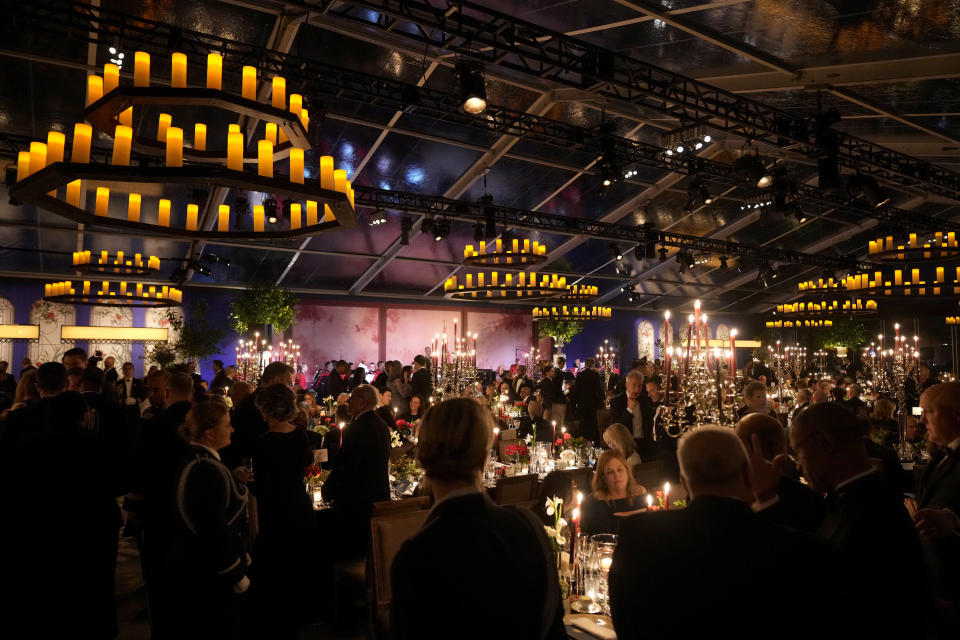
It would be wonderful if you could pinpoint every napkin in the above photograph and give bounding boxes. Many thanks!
[571,617,617,640]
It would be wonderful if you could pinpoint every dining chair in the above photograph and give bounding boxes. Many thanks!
[371,495,431,518]
[368,510,431,639]
[493,474,539,505]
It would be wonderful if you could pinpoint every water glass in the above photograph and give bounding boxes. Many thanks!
[591,533,618,614]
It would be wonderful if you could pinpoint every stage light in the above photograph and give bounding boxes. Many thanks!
[737,153,772,188]
[456,62,487,114]
[369,209,388,226]
[719,256,729,271]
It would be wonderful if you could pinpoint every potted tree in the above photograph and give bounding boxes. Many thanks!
[538,319,585,361]
[167,300,225,365]
[229,284,299,342]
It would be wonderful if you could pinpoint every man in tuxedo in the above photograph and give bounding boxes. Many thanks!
[513,365,532,397]
[841,383,867,417]
[102,356,118,396]
[538,364,562,416]
[789,403,931,637]
[80,367,128,493]
[61,346,87,370]
[573,358,605,442]
[610,426,840,640]
[115,362,145,407]
[609,370,654,460]
[322,384,390,557]
[911,381,960,608]
[220,361,294,469]
[790,388,812,427]
[140,370,168,419]
[325,360,350,398]
[210,364,234,391]
[411,355,433,402]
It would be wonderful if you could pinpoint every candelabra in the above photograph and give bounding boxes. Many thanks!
[428,322,478,400]
[887,323,921,460]
[595,340,616,389]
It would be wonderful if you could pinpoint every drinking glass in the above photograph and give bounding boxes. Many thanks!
[591,533,618,615]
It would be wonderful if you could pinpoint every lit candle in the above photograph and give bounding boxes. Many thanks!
[265,122,278,145]
[112,125,132,166]
[86,75,103,106]
[127,193,141,222]
[100,250,107,265]
[663,481,670,510]
[119,107,133,127]
[272,76,286,109]
[165,126,183,167]
[299,108,309,130]
[134,51,150,87]
[289,93,302,115]
[45,131,65,165]
[28,141,46,175]
[103,62,119,93]
[290,147,304,184]
[95,187,109,217]
[320,156,334,189]
[194,123,206,151]
[227,131,243,171]
[186,203,198,231]
[136,283,143,297]
[206,53,222,90]
[70,122,93,164]
[339,422,345,448]
[157,113,172,142]
[306,200,318,226]
[15,151,30,181]
[218,204,230,232]
[290,203,301,229]
[333,169,346,193]
[258,139,273,177]
[242,65,257,100]
[171,52,187,87]
[65,179,81,207]
[158,198,171,226]
[253,204,264,232]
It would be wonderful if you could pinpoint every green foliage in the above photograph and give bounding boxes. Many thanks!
[167,300,225,360]
[538,319,585,344]
[143,342,177,369]
[813,317,867,350]
[228,284,299,335]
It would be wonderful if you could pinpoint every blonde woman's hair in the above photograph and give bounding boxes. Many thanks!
[591,450,645,499]
[179,402,230,443]
[417,398,493,484]
[13,369,40,406]
[871,397,895,421]
[602,423,636,457]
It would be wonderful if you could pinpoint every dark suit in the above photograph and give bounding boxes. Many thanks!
[411,366,433,401]
[391,493,566,640]
[610,496,841,640]
[538,376,564,408]
[221,388,266,469]
[817,471,931,637]
[210,370,231,391]
[758,475,827,533]
[573,368,605,441]
[376,405,397,431]
[372,371,388,392]
[103,367,119,397]
[81,390,129,496]
[609,392,655,459]
[916,446,960,605]
[513,375,532,397]
[114,376,145,404]
[322,409,390,555]
[325,371,349,398]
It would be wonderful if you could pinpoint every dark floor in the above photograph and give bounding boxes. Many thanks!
[115,535,364,639]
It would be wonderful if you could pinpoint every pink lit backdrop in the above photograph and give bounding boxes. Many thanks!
[293,304,381,368]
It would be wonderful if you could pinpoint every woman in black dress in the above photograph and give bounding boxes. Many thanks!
[581,450,647,535]
[252,383,317,639]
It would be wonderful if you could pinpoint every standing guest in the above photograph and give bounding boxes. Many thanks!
[580,450,647,535]
[66,366,84,392]
[810,388,829,405]
[229,380,255,408]
[555,356,575,387]
[789,403,931,637]
[512,365,532,397]
[376,388,398,430]
[611,427,840,640]
[210,360,224,383]
[399,394,424,423]
[252,384,317,639]
[348,364,367,389]
[790,388,813,426]
[538,364,563,419]
[609,370,655,460]
[322,384,391,557]
[603,423,642,475]
[141,370,169,419]
[373,361,388,392]
[61,346,87,370]
[10,368,40,410]
[165,402,252,639]
[574,358,606,442]
[115,361,146,407]
[386,361,412,415]
[908,381,960,609]
[0,360,18,397]
[736,381,778,420]
[102,355,119,395]
[390,398,567,640]
[325,360,350,398]
[211,364,235,391]
[20,356,35,376]
[411,355,433,403]
[841,383,867,417]
[221,361,294,469]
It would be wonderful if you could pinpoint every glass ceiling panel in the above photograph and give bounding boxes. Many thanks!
[102,0,276,48]
[280,253,377,290]
[352,135,484,195]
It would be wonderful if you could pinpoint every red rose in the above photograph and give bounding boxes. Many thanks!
[564,433,572,441]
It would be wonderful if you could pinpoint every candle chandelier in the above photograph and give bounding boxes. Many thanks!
[43,280,183,307]
[462,238,548,266]
[948,317,960,325]
[799,266,960,298]
[10,52,358,240]
[553,284,599,302]
[73,250,160,276]
[443,271,567,300]
[773,298,878,318]
[765,319,834,328]
[427,323,478,400]
[531,306,612,321]
[867,232,960,263]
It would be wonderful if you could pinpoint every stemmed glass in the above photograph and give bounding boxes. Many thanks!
[590,533,618,615]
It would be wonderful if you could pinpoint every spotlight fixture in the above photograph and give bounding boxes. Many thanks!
[610,244,623,261]
[369,209,388,226]
[204,252,231,267]
[740,193,775,211]
[599,155,621,188]
[455,61,487,115]
[847,174,890,209]
[421,216,435,238]
[263,198,278,224]
[677,250,694,274]
[399,215,413,245]
[719,256,729,271]
[737,150,773,188]
[661,125,712,158]
[433,218,449,242]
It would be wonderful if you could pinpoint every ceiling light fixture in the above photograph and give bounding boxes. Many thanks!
[73,250,160,276]
[463,237,548,266]
[867,231,959,263]
[456,61,487,115]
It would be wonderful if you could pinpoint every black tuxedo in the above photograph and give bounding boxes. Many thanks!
[513,375,533,396]
[610,496,841,640]
[373,371,388,392]
[573,368,605,441]
[376,405,397,431]
[391,493,566,640]
[210,370,231,391]
[917,445,960,605]
[609,392,655,459]
[537,376,564,408]
[103,367,119,397]
[325,371,349,398]
[114,376,145,404]
[221,388,266,469]
[758,475,827,533]
[411,367,433,401]
[817,472,930,636]
[323,409,390,521]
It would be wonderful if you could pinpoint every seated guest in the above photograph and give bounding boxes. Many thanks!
[376,388,398,430]
[321,384,390,557]
[518,399,550,442]
[790,388,812,426]
[390,398,566,640]
[164,402,251,639]
[610,427,840,640]
[736,413,825,533]
[581,450,646,535]
[904,415,925,447]
[869,397,899,447]
[736,380,778,420]
[609,370,654,460]
[497,380,514,401]
[789,403,931,637]
[517,382,535,404]
[399,394,424,422]
[602,423,641,476]
[841,383,867,417]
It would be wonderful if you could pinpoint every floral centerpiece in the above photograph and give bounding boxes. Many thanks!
[390,455,424,487]
[503,443,531,476]
[395,419,417,443]
[544,496,571,599]
[322,395,336,414]
[554,433,585,467]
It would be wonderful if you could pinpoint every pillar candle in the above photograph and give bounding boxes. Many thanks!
[227,131,243,170]
[306,200,318,226]
[206,53,222,90]
[258,140,273,177]
[218,204,230,231]
[120,281,127,296]
[28,141,46,175]
[15,150,29,181]
[134,51,150,87]
[194,123,206,151]
[65,179,82,207]
[86,75,103,106]
[158,198,171,226]
[241,65,256,100]
[171,52,187,87]
[265,122,277,145]
[136,283,143,297]
[104,63,119,93]
[100,251,107,265]
[165,126,183,167]
[157,113,172,142]
[112,125,132,166]
[95,187,109,216]
[253,204,264,231]
[299,108,309,130]
[323,203,334,222]
[319,156,334,189]
[272,76,286,109]
[127,193,141,222]
[290,203,301,229]
[186,203,198,231]
[289,93,302,115]
[119,107,133,127]
[289,148,304,184]
[45,131,65,164]
[333,169,346,192]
